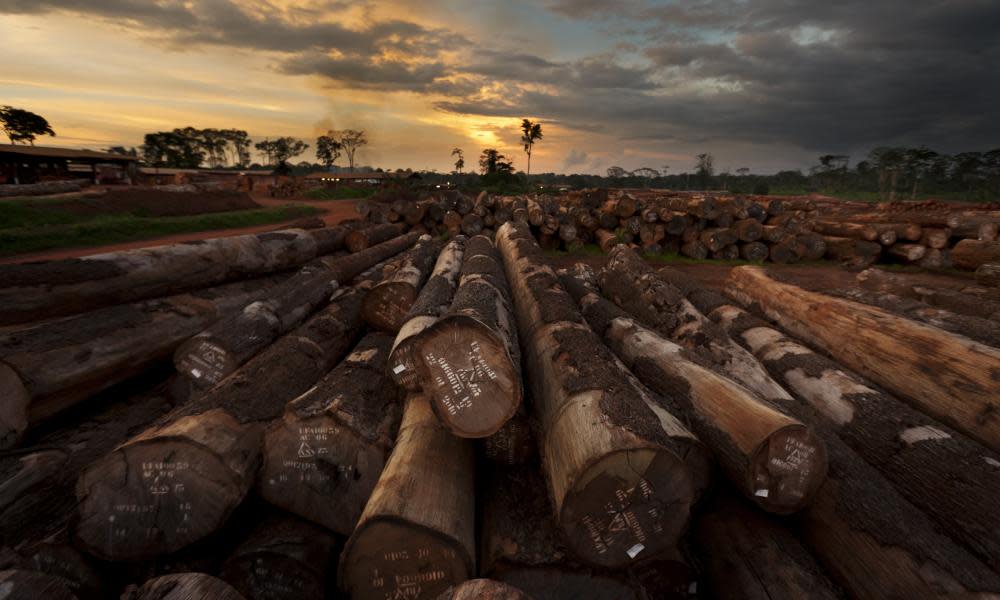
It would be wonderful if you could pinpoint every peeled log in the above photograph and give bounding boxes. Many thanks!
[126,573,245,600]
[692,494,843,600]
[75,277,380,560]
[952,239,1000,270]
[174,232,420,386]
[362,235,440,332]
[562,265,826,514]
[0,275,283,449]
[339,394,475,600]
[387,238,466,391]
[496,222,709,568]
[436,580,533,600]
[258,333,402,535]
[344,223,408,253]
[0,228,333,326]
[726,266,1000,452]
[711,302,1000,572]
[416,236,522,437]
[220,514,337,600]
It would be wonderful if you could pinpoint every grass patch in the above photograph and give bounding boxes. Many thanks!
[0,205,321,256]
[0,196,88,229]
[305,187,376,201]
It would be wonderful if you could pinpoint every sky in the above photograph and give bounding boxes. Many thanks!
[1,0,998,175]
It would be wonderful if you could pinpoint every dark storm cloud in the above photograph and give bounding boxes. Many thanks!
[281,53,449,91]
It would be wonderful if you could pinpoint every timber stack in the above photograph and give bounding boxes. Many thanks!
[1,204,1000,599]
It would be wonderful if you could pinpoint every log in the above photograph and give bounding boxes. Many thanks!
[726,266,1000,452]
[679,240,708,260]
[480,466,642,600]
[220,514,337,600]
[712,245,739,261]
[415,236,522,437]
[0,227,329,326]
[482,410,536,466]
[872,222,922,242]
[948,215,999,241]
[125,573,245,600]
[75,276,381,560]
[699,227,737,252]
[443,210,463,235]
[920,227,951,249]
[976,264,1000,287]
[732,218,763,242]
[812,221,878,242]
[435,580,533,600]
[692,494,843,600]
[0,274,284,449]
[767,240,798,264]
[660,211,690,235]
[361,235,440,332]
[495,222,709,568]
[857,267,1000,321]
[387,237,466,391]
[739,241,769,262]
[917,247,951,270]
[563,264,826,514]
[712,302,1000,571]
[0,570,78,599]
[822,236,881,268]
[795,232,827,261]
[460,213,483,236]
[887,243,927,262]
[338,394,475,600]
[952,239,1000,270]
[258,332,401,535]
[345,223,407,253]
[558,223,577,242]
[595,229,621,253]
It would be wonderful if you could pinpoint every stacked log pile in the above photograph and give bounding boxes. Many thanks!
[2,207,1000,599]
[354,189,1000,270]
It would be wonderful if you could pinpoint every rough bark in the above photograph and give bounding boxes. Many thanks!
[74,274,382,560]
[258,332,402,535]
[887,243,927,262]
[435,580,533,600]
[976,264,1000,287]
[822,236,881,268]
[362,235,441,332]
[482,409,536,466]
[495,222,709,569]
[739,241,769,262]
[338,394,475,600]
[857,267,1000,320]
[0,275,284,449]
[220,514,337,600]
[124,573,246,600]
[0,569,79,599]
[562,265,826,514]
[387,238,466,391]
[344,223,408,253]
[953,239,1000,270]
[416,236,522,437]
[0,228,331,326]
[726,266,1000,452]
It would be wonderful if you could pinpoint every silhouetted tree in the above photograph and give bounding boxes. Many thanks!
[479,148,514,175]
[695,153,714,189]
[1,106,55,145]
[316,132,343,168]
[520,119,543,178]
[338,130,368,172]
[452,147,465,173]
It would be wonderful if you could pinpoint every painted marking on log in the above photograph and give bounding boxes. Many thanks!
[393,364,406,374]
[984,456,1000,468]
[899,425,952,445]
[784,369,859,425]
[755,489,770,498]
[627,543,645,558]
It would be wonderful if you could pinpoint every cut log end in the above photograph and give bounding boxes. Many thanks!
[418,317,521,438]
[749,425,827,514]
[435,579,533,600]
[173,338,239,387]
[0,362,30,450]
[341,520,471,600]
[129,573,246,600]
[362,281,419,333]
[558,447,695,569]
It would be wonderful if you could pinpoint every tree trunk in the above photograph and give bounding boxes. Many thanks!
[595,229,621,252]
[74,276,382,560]
[920,227,951,249]
[388,238,466,391]
[125,573,245,600]
[872,222,923,242]
[699,228,737,252]
[739,241,769,262]
[952,239,1000,270]
[976,264,1000,287]
[258,332,402,535]
[680,240,708,260]
[220,514,337,600]
[344,223,408,253]
[415,236,522,438]
[822,236,881,268]
[811,221,878,242]
[173,232,420,387]
[732,218,763,242]
[361,236,440,332]
[338,394,475,600]
[460,213,483,236]
[712,302,1000,572]
[726,266,1000,452]
[482,409,536,466]
[887,243,927,262]
[495,222,709,569]
[563,264,826,514]
[0,275,284,449]
[691,494,844,600]
[0,228,340,326]
[435,580,532,600]
[857,267,1000,320]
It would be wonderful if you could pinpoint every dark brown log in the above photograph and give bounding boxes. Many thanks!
[595,229,621,252]
[727,266,1000,452]
[699,227,737,252]
[259,332,401,534]
[711,302,1000,571]
[739,241,769,262]
[920,227,951,249]
[345,223,408,253]
[482,409,536,466]
[760,225,787,243]
[75,274,383,560]
[679,240,708,260]
[125,573,245,600]
[660,211,690,235]
[387,237,466,391]
[614,193,638,217]
[480,466,641,600]
[976,264,1000,287]
[572,261,825,513]
[0,570,78,599]
[220,514,337,600]
[495,222,709,568]
[460,213,484,236]
[822,236,881,268]
[361,235,440,332]
[711,245,739,261]
[952,239,1000,270]
[339,394,475,600]
[948,215,999,241]
[732,218,763,242]
[795,232,827,260]
[857,267,1000,321]
[558,223,577,242]
[692,494,843,600]
[435,580,532,600]
[0,275,284,449]
[768,240,798,264]
[812,221,879,242]
[917,247,952,270]
[0,228,336,326]
[174,232,419,387]
[443,210,463,235]
[872,222,923,242]
[415,236,522,437]
[887,243,927,262]
[640,207,659,223]
[403,200,430,225]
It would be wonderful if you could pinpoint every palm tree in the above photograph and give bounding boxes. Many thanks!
[520,119,543,179]
[451,147,464,174]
